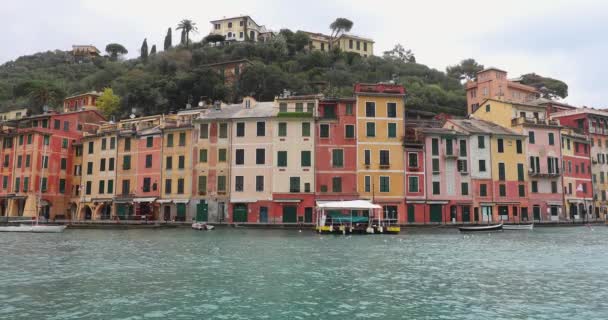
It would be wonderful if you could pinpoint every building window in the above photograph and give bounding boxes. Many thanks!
[518,184,525,197]
[219,124,228,139]
[217,176,226,192]
[124,138,131,151]
[459,140,467,157]
[365,102,375,117]
[479,184,487,197]
[345,103,354,115]
[14,177,20,192]
[277,151,287,167]
[60,158,67,170]
[345,125,355,138]
[178,155,185,169]
[380,150,390,167]
[499,184,506,197]
[145,154,152,168]
[279,103,287,112]
[497,139,504,153]
[364,150,371,166]
[302,151,312,167]
[41,156,49,169]
[99,180,105,194]
[143,178,151,192]
[366,122,375,137]
[218,149,227,162]
[320,124,330,138]
[457,159,468,173]
[235,149,244,165]
[517,163,524,181]
[25,155,30,168]
[86,181,91,195]
[87,162,93,175]
[380,176,390,192]
[295,103,304,112]
[123,155,131,170]
[302,122,311,137]
[200,124,209,139]
[278,122,287,137]
[408,153,418,168]
[62,138,68,149]
[307,103,314,113]
[290,177,300,193]
[548,133,555,145]
[461,182,469,196]
[388,123,397,138]
[198,176,207,194]
[146,137,153,148]
[479,160,486,172]
[432,159,440,172]
[107,180,114,194]
[551,181,558,193]
[235,176,244,192]
[432,138,439,156]
[528,131,535,144]
[498,163,505,181]
[432,181,440,195]
[100,158,106,171]
[164,179,172,194]
[256,176,264,192]
[256,149,265,165]
[200,149,208,163]
[332,177,342,193]
[256,122,265,136]
[364,176,371,192]
[236,122,245,137]
[166,133,174,147]
[387,103,397,118]
[408,176,419,192]
[176,179,184,194]
[331,149,343,168]
[531,181,538,193]
[88,141,94,154]
[59,179,66,194]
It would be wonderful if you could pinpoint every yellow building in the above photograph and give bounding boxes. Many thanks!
[0,108,28,121]
[209,15,273,42]
[355,83,405,221]
[302,32,374,57]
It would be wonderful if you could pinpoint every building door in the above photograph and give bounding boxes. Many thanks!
[282,205,297,223]
[430,205,442,223]
[474,207,479,222]
[550,206,559,221]
[196,201,208,222]
[176,203,186,221]
[116,204,128,220]
[450,205,457,222]
[521,207,529,221]
[163,206,171,221]
[407,204,415,223]
[233,204,248,223]
[533,206,541,221]
[383,205,398,223]
[259,206,268,223]
[84,206,92,220]
[462,206,471,222]
[304,207,313,223]
[481,206,492,222]
[499,206,509,221]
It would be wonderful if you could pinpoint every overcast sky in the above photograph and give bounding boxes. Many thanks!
[2,0,607,107]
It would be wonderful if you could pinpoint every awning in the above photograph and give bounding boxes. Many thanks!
[480,203,494,206]
[173,199,190,204]
[113,198,133,203]
[317,200,381,210]
[426,200,449,204]
[274,199,301,203]
[230,199,260,203]
[547,201,563,206]
[157,199,172,204]
[134,197,156,203]
[39,199,51,206]
[406,200,426,204]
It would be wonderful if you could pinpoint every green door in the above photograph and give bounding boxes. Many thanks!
[430,205,442,223]
[233,204,248,223]
[176,203,186,221]
[196,201,208,222]
[407,204,415,223]
[533,206,541,221]
[283,206,297,223]
[462,206,471,222]
[117,204,128,219]
[304,207,313,223]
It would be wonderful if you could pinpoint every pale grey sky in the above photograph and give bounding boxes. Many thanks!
[2,0,607,107]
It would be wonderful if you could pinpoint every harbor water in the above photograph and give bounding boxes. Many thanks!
[1,227,607,319]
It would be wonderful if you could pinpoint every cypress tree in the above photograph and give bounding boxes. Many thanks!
[140,38,148,60]
[164,27,172,50]
[150,45,157,55]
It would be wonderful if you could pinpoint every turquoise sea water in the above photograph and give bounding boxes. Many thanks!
[0,227,607,319]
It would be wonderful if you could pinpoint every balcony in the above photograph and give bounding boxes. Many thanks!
[408,165,420,171]
[528,170,561,178]
[379,163,390,169]
[277,111,313,118]
[444,152,458,159]
[511,116,559,127]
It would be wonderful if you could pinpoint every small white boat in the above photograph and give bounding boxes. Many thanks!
[459,223,503,232]
[192,222,214,231]
[503,223,534,230]
[0,224,67,233]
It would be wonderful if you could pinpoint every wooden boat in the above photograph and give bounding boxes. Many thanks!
[192,222,214,231]
[459,223,503,232]
[0,224,66,233]
[503,223,534,230]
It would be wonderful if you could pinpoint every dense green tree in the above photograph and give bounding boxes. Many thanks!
[177,19,198,47]
[96,87,121,117]
[329,18,353,49]
[164,28,172,50]
[105,43,128,61]
[520,73,568,99]
[13,80,65,113]
[383,44,415,63]
[204,34,226,44]
[446,58,484,81]
[279,29,311,55]
[140,38,149,61]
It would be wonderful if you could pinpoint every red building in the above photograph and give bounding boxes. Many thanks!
[315,98,359,203]
[560,128,593,220]
[0,109,105,218]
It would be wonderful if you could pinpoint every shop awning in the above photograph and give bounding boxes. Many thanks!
[173,199,189,204]
[133,197,156,203]
[156,199,172,204]
[317,200,381,210]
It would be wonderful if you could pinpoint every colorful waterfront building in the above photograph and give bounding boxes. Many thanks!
[465,68,539,115]
[315,97,359,208]
[272,95,318,223]
[416,127,472,223]
[355,83,406,223]
[209,15,274,42]
[193,103,238,223]
[551,108,608,219]
[560,128,593,220]
[0,109,105,219]
[228,98,276,223]
[0,108,29,121]
[63,91,101,113]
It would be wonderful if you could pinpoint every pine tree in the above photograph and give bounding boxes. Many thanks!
[140,38,148,61]
[164,27,172,50]
[150,45,157,55]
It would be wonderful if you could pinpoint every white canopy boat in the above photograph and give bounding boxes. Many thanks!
[459,223,503,232]
[192,222,214,231]
[503,223,534,230]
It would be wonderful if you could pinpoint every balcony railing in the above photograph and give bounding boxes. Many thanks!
[511,116,559,127]
[528,171,561,178]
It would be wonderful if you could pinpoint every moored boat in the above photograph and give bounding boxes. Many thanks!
[192,222,214,230]
[459,223,503,232]
[503,223,534,230]
[0,224,66,233]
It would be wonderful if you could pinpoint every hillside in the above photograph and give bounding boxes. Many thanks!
[0,40,469,117]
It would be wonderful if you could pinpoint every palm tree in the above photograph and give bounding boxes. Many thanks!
[176,19,198,47]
